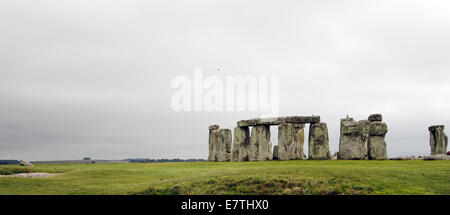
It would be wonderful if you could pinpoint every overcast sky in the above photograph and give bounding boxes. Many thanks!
[1,0,449,160]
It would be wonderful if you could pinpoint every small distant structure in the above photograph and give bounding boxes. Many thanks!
[83,157,91,161]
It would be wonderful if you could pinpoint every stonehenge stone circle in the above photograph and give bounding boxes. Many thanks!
[429,125,448,155]
[368,122,388,160]
[209,114,392,162]
[250,125,272,161]
[338,117,369,160]
[308,122,331,160]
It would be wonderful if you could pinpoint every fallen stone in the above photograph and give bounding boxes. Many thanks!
[368,114,383,122]
[423,154,450,160]
[308,122,331,160]
[19,160,33,167]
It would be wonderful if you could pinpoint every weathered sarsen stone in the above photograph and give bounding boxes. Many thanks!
[232,126,251,161]
[368,114,382,122]
[208,125,220,161]
[250,125,272,161]
[237,116,320,127]
[338,117,368,160]
[368,122,388,160]
[208,126,232,161]
[217,129,232,161]
[429,125,448,155]
[294,124,307,159]
[308,122,331,160]
[278,123,302,160]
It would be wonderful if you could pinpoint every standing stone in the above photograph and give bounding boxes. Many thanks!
[273,145,279,160]
[429,125,448,155]
[232,126,250,161]
[278,123,303,160]
[308,122,331,160]
[359,120,370,159]
[338,117,369,160]
[208,125,220,161]
[217,129,232,161]
[250,125,272,161]
[295,124,307,159]
[368,122,388,160]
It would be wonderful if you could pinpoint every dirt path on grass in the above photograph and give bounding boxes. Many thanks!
[0,173,60,178]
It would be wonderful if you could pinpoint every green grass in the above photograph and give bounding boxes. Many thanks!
[0,160,449,195]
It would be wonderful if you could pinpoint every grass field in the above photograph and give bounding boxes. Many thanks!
[0,160,449,195]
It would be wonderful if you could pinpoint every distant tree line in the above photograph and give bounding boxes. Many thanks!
[0,160,19,165]
[126,158,205,163]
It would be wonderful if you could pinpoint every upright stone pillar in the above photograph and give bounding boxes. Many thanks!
[272,145,279,160]
[308,122,331,160]
[295,124,307,159]
[278,123,303,160]
[368,121,388,160]
[208,125,220,161]
[429,125,448,155]
[338,117,368,160]
[232,126,250,161]
[250,125,272,161]
[217,129,232,161]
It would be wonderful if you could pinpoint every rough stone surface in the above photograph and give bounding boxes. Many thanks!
[338,118,367,160]
[237,116,320,127]
[278,123,302,160]
[272,145,279,160]
[232,126,250,161]
[250,125,272,161]
[429,125,448,155]
[295,126,307,159]
[423,154,450,160]
[368,114,383,122]
[19,160,33,167]
[208,126,220,161]
[308,122,331,160]
[429,125,444,132]
[209,124,219,131]
[369,122,388,136]
[368,135,388,160]
[217,129,232,161]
